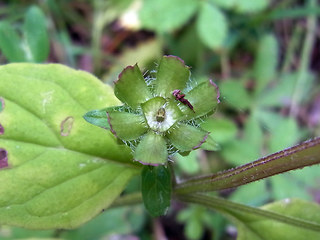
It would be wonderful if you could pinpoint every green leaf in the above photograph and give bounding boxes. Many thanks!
[83,108,110,129]
[141,165,172,217]
[166,124,211,152]
[0,98,3,112]
[211,0,269,13]
[221,115,262,165]
[253,33,279,94]
[139,0,198,33]
[23,6,49,62]
[83,106,147,141]
[104,39,162,84]
[177,206,209,240]
[134,131,168,165]
[61,206,145,239]
[197,2,228,49]
[0,22,25,62]
[155,55,190,98]
[229,181,269,206]
[0,226,54,239]
[201,117,237,144]
[257,71,315,107]
[182,80,220,120]
[269,164,320,201]
[253,199,320,240]
[222,140,260,165]
[0,63,139,229]
[244,114,264,150]
[270,174,312,201]
[106,110,148,141]
[176,150,200,174]
[219,79,252,109]
[234,0,269,13]
[185,215,204,240]
[268,117,299,153]
[210,0,236,9]
[114,64,152,109]
[256,110,287,132]
[201,135,220,151]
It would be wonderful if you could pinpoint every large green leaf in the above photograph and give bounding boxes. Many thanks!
[210,0,235,9]
[196,2,228,50]
[234,0,269,13]
[139,0,198,33]
[219,79,252,110]
[200,117,237,144]
[0,63,140,229]
[23,6,49,62]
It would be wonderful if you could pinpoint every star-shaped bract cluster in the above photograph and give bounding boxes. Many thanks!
[84,56,220,165]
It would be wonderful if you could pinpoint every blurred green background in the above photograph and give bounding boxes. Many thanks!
[0,0,319,239]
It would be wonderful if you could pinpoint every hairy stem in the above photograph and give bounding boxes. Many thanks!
[175,137,320,194]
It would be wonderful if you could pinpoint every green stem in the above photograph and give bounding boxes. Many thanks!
[174,137,320,194]
[177,193,320,232]
[269,5,320,20]
[46,0,75,66]
[290,0,317,117]
[92,0,105,75]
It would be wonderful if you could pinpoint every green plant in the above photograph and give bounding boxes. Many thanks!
[0,5,49,63]
[0,55,319,239]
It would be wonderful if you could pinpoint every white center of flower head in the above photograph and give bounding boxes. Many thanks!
[142,97,182,133]
[148,108,175,132]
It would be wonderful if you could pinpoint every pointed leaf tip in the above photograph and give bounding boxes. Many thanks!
[200,134,221,151]
[83,109,110,130]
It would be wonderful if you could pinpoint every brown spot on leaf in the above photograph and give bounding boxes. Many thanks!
[60,116,74,136]
[0,148,8,169]
[0,123,4,135]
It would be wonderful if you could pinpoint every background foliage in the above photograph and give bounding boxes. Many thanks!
[0,0,319,239]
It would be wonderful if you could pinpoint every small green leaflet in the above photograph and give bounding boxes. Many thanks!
[141,165,172,217]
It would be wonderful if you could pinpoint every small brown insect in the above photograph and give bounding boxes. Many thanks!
[172,90,194,112]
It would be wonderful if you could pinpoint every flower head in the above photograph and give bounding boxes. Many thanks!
[84,56,220,165]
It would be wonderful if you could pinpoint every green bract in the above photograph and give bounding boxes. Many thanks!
[84,56,220,165]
